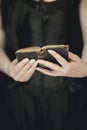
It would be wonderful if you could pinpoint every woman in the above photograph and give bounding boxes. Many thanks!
[1,0,86,130]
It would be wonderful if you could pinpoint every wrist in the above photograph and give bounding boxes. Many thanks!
[4,60,11,76]
[83,61,87,77]
[0,49,11,76]
[0,59,11,76]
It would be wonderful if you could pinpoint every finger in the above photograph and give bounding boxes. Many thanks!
[14,59,36,81]
[37,59,62,71]
[14,58,29,72]
[23,61,38,81]
[36,67,56,76]
[11,59,18,66]
[36,67,63,77]
[27,61,38,75]
[48,50,68,66]
[69,51,81,61]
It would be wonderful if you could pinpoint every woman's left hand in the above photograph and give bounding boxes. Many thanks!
[36,50,87,78]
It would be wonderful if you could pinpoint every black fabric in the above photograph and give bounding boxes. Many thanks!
[1,0,86,130]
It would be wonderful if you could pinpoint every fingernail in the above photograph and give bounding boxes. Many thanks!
[48,50,53,53]
[30,59,36,63]
[33,61,38,66]
[37,60,42,63]
[22,58,29,62]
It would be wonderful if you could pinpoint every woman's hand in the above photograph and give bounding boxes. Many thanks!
[8,58,38,82]
[36,50,87,78]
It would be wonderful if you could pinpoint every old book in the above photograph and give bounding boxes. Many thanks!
[15,44,69,65]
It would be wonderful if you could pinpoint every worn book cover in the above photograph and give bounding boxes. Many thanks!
[15,44,69,65]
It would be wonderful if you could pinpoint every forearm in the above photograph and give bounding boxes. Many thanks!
[82,43,87,62]
[0,22,11,75]
[79,0,87,62]
[0,48,11,76]
[0,28,6,48]
[0,8,5,48]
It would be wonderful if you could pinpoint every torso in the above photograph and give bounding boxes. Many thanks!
[2,0,82,89]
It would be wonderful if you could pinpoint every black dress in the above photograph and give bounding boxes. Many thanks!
[2,0,84,130]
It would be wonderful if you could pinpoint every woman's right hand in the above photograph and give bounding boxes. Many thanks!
[8,58,38,82]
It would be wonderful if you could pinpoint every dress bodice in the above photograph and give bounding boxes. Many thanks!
[2,0,81,52]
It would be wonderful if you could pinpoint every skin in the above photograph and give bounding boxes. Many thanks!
[0,13,5,48]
